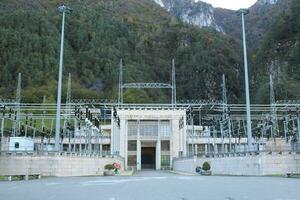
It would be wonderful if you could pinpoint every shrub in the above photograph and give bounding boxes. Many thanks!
[202,162,211,171]
[104,164,114,170]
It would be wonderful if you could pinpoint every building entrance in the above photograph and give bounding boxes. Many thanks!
[141,147,156,169]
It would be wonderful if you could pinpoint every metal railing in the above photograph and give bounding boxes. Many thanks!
[176,144,300,160]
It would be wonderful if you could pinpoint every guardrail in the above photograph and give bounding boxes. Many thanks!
[0,150,122,159]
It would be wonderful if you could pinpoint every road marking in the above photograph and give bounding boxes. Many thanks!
[82,177,167,186]
[46,182,60,185]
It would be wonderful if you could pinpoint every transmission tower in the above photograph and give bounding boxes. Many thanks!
[171,58,177,106]
[270,74,278,137]
[118,59,123,105]
[64,73,72,127]
[13,73,21,136]
[221,74,232,152]
[118,59,176,105]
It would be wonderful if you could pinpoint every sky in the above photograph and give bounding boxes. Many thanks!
[198,0,258,10]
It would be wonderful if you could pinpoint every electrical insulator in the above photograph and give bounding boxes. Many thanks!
[86,107,89,118]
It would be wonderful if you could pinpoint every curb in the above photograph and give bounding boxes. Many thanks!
[168,170,196,176]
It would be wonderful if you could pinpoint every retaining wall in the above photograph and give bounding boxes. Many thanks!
[0,155,124,177]
[173,153,300,176]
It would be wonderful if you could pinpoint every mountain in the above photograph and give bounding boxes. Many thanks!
[152,0,289,48]
[152,0,300,103]
[0,0,244,103]
[153,0,223,32]
[253,0,300,102]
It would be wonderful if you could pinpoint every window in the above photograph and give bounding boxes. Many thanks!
[140,121,157,136]
[161,155,170,166]
[160,121,170,137]
[128,140,137,151]
[128,121,138,136]
[161,141,170,151]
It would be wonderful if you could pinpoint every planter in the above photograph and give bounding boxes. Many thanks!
[201,171,212,176]
[103,170,115,176]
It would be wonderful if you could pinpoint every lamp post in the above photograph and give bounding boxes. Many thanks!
[236,9,253,150]
[55,5,71,151]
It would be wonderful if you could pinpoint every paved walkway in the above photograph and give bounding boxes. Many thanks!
[0,171,299,200]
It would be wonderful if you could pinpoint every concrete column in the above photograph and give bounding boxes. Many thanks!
[137,139,141,170]
[205,144,208,155]
[183,116,187,156]
[124,120,128,170]
[170,120,174,167]
[156,120,161,170]
[194,144,198,155]
[100,144,103,156]
[119,119,126,158]
[156,140,161,170]
[110,108,115,155]
[137,120,141,170]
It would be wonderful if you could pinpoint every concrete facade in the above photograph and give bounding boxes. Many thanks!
[173,153,300,176]
[113,108,187,170]
[0,155,124,177]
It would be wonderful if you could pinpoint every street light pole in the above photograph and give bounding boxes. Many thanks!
[55,5,71,151]
[237,9,253,149]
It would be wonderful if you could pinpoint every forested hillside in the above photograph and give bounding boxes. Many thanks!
[253,0,300,102]
[0,0,243,103]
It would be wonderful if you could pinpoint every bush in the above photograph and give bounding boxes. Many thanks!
[202,162,211,171]
[104,164,114,170]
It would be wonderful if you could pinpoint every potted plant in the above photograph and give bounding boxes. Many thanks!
[103,164,115,176]
[195,166,202,174]
[201,162,212,176]
[113,162,121,174]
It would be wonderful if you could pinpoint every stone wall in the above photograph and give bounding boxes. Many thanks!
[0,155,124,177]
[173,153,300,176]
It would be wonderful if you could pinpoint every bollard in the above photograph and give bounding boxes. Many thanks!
[6,176,12,181]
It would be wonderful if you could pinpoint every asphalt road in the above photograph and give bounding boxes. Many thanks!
[0,171,299,200]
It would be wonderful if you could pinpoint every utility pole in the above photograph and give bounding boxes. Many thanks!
[237,9,253,149]
[55,5,71,151]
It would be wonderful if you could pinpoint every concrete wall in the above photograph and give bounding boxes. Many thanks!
[173,153,300,176]
[0,155,124,177]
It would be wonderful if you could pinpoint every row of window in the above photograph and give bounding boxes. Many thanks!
[128,121,171,137]
[127,141,170,151]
